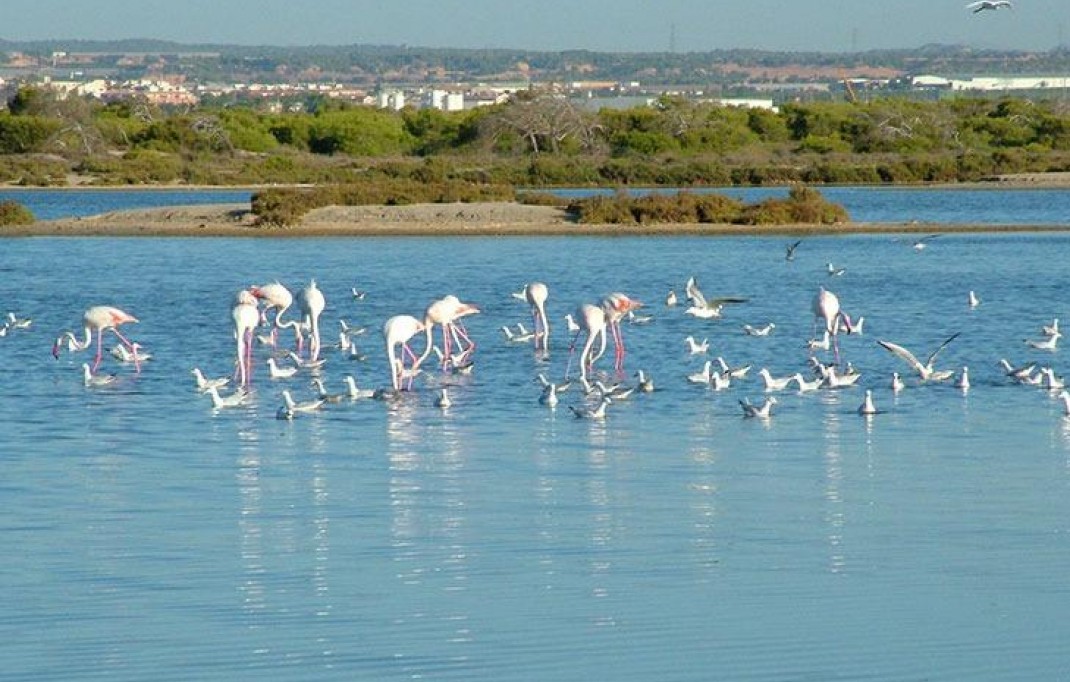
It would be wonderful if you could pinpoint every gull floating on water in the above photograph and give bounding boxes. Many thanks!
[968,291,981,309]
[1040,367,1065,390]
[807,330,831,352]
[82,363,117,388]
[344,375,376,400]
[793,373,823,393]
[837,315,865,335]
[267,357,299,379]
[191,367,229,392]
[1000,359,1036,382]
[878,333,960,382]
[282,389,324,413]
[665,290,678,307]
[5,312,31,330]
[312,378,346,403]
[569,396,611,420]
[635,369,655,393]
[824,366,863,389]
[539,383,559,408]
[912,234,940,250]
[685,336,709,354]
[1058,390,1070,416]
[1043,319,1060,337]
[758,368,794,392]
[891,372,905,393]
[956,366,971,392]
[111,343,152,364]
[858,390,878,416]
[742,323,775,337]
[205,385,248,409]
[710,371,732,391]
[717,356,751,379]
[687,360,713,385]
[740,396,776,419]
[827,262,846,277]
[434,388,452,409]
[1025,331,1061,351]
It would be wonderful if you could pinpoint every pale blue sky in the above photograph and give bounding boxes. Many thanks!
[1,0,1065,52]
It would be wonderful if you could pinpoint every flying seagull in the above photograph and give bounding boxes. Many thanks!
[967,1,1012,13]
[785,240,802,262]
[877,332,961,382]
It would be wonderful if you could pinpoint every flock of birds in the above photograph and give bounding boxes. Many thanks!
[36,234,1070,425]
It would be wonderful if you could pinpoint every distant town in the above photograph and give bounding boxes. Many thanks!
[2,40,1070,114]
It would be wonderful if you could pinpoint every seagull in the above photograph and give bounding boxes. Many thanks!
[688,361,713,385]
[205,385,248,409]
[710,371,732,391]
[434,388,452,409]
[877,333,961,382]
[807,330,832,352]
[1025,331,1061,351]
[684,276,746,319]
[912,234,940,250]
[343,375,376,400]
[758,368,794,392]
[564,314,581,334]
[968,291,981,309]
[742,323,775,337]
[824,366,863,389]
[1042,319,1060,337]
[339,320,367,337]
[539,383,559,408]
[635,369,655,393]
[785,240,802,262]
[1059,390,1070,417]
[792,373,823,393]
[891,372,905,393]
[569,396,611,419]
[665,290,678,307]
[311,378,347,403]
[685,336,709,354]
[967,0,1012,13]
[267,357,300,379]
[111,343,152,364]
[717,356,751,379]
[351,288,367,300]
[740,396,776,419]
[281,389,324,413]
[5,312,32,329]
[837,315,865,335]
[999,359,1036,382]
[1040,367,1065,390]
[827,262,846,277]
[956,366,971,392]
[597,380,635,401]
[287,351,327,369]
[858,390,878,416]
[536,373,572,394]
[82,363,117,388]
[627,309,654,325]
[191,367,230,392]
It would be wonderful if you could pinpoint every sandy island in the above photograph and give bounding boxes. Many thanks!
[5,172,1070,237]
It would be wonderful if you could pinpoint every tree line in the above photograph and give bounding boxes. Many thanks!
[3,86,1070,187]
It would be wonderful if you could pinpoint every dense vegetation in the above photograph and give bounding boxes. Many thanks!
[0,199,35,226]
[3,86,1070,191]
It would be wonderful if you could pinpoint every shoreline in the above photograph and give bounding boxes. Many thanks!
[1,200,1067,237]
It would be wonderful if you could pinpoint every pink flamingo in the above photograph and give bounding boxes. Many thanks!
[53,305,141,374]
[250,281,301,349]
[384,314,427,391]
[524,282,551,353]
[602,292,643,372]
[233,290,260,387]
[566,303,607,382]
[297,279,326,362]
[812,287,852,364]
[419,295,480,370]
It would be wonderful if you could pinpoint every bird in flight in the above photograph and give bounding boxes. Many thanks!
[967,1,1012,13]
[785,240,802,262]
[877,332,961,382]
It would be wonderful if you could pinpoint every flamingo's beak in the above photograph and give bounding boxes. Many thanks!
[51,341,60,359]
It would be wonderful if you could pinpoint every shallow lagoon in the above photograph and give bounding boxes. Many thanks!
[3,208,1070,679]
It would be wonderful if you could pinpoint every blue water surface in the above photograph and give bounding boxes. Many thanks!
[1,200,1070,680]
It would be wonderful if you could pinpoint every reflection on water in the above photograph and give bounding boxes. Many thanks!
[7,229,1070,680]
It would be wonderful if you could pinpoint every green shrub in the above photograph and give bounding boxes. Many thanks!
[0,200,35,225]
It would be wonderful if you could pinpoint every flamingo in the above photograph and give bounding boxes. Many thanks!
[383,314,427,391]
[53,305,141,374]
[602,292,643,372]
[232,290,259,388]
[567,303,607,383]
[297,280,326,362]
[419,295,481,370]
[524,282,551,353]
[250,281,301,349]
[812,287,852,363]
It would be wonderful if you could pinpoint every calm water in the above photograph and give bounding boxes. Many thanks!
[3,191,1070,680]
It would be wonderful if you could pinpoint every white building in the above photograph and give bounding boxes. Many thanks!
[377,89,405,110]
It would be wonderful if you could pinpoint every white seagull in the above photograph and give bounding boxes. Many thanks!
[434,388,452,409]
[688,360,714,385]
[1058,390,1070,416]
[684,276,746,319]
[569,396,611,419]
[758,368,794,392]
[205,385,248,409]
[191,367,230,392]
[635,369,655,393]
[282,389,324,413]
[968,291,981,309]
[685,336,709,354]
[956,366,971,392]
[266,357,299,379]
[967,0,1012,13]
[344,375,376,400]
[858,390,878,416]
[1025,331,1061,351]
[742,323,775,337]
[82,363,117,388]
[792,373,823,393]
[539,383,559,408]
[891,372,905,393]
[740,396,776,419]
[877,333,961,382]
[717,356,751,379]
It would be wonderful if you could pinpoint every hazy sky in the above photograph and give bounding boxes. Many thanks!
[1,0,1066,53]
